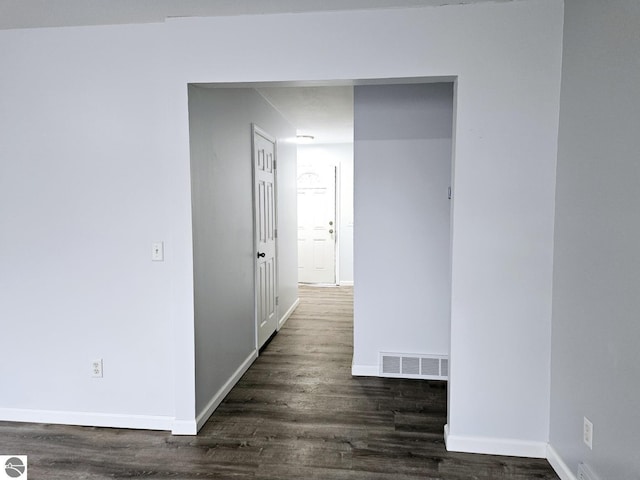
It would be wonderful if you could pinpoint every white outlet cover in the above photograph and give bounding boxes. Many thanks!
[578,462,599,480]
[583,416,593,449]
[92,359,103,378]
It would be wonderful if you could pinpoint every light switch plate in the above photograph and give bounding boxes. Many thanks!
[152,242,164,261]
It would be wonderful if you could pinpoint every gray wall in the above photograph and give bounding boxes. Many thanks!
[188,86,297,415]
[550,0,640,477]
[353,83,453,365]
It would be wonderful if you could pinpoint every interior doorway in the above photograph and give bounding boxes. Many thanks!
[188,78,455,436]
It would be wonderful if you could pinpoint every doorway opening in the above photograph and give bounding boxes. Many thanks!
[187,77,456,434]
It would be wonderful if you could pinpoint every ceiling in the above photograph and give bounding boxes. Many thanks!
[257,86,354,145]
[0,0,511,30]
[200,78,452,146]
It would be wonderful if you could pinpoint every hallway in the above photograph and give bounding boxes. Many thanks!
[0,286,558,479]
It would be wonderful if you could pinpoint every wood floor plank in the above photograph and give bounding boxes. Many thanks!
[0,285,559,479]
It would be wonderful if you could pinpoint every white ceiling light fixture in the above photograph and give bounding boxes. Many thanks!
[296,135,315,144]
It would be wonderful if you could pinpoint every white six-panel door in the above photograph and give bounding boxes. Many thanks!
[253,126,278,349]
[297,163,337,284]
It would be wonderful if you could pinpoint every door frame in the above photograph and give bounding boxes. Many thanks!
[251,123,279,351]
[180,77,456,438]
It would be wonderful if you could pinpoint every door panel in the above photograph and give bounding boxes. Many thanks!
[297,163,336,284]
[253,126,278,349]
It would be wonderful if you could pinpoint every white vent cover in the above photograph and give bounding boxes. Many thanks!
[379,352,448,380]
[577,463,599,480]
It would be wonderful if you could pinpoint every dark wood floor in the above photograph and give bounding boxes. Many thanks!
[0,286,559,479]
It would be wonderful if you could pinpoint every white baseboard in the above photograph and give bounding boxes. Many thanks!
[278,298,300,330]
[351,364,379,376]
[547,444,577,480]
[444,424,547,458]
[195,350,258,432]
[338,280,354,286]
[0,407,174,431]
[171,419,198,435]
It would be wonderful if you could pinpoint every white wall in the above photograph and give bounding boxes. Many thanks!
[0,23,192,432]
[0,0,563,449]
[297,144,354,284]
[188,86,297,422]
[549,1,640,478]
[353,83,453,364]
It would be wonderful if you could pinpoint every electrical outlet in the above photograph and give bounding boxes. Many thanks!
[578,462,599,480]
[92,359,103,378]
[583,416,593,449]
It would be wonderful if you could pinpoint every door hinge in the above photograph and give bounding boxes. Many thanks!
[274,228,278,239]
[448,186,452,200]
[276,296,279,306]
[274,159,277,169]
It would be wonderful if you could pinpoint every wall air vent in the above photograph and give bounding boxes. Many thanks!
[382,355,401,374]
[379,352,448,380]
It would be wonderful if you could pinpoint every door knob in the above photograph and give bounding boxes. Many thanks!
[257,252,266,258]
[329,229,334,234]
[329,221,333,226]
